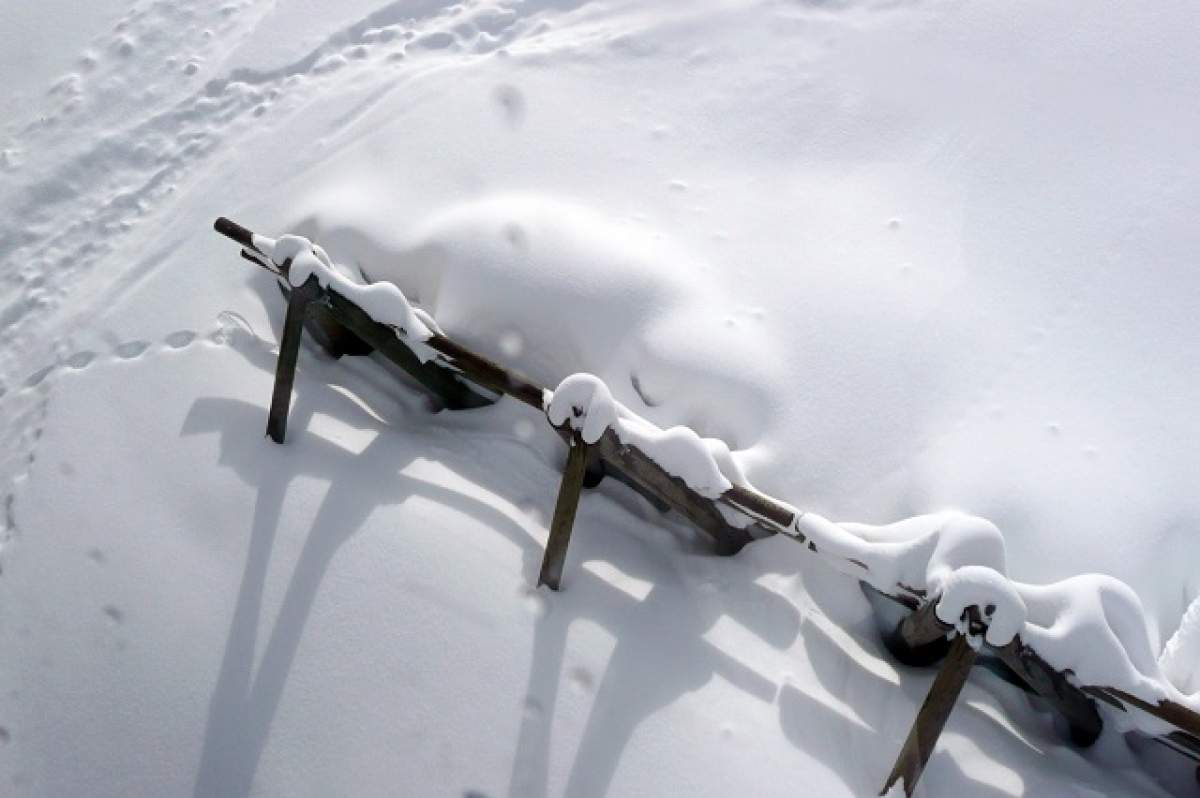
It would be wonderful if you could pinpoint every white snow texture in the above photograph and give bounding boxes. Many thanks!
[1,0,1199,796]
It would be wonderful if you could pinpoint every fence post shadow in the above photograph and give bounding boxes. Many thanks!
[505,512,803,798]
[181,371,559,796]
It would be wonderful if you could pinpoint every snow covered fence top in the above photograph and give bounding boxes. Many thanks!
[213,219,1200,781]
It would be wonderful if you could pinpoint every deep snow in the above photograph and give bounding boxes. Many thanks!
[2,0,1199,796]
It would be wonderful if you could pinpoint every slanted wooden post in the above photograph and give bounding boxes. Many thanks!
[266,275,323,444]
[881,611,983,797]
[538,434,590,591]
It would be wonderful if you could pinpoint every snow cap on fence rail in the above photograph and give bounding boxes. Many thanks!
[546,372,749,499]
[261,233,436,342]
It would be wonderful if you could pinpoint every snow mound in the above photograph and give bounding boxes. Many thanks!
[285,194,782,451]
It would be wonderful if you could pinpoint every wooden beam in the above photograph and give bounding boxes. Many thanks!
[266,275,322,444]
[321,291,495,411]
[589,427,763,555]
[881,630,980,797]
[994,637,1103,746]
[538,434,590,591]
[1087,686,1200,758]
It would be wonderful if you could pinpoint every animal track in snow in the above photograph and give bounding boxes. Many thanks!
[64,350,96,369]
[0,0,568,421]
[164,330,196,349]
[17,328,205,394]
[115,340,151,359]
[0,323,216,572]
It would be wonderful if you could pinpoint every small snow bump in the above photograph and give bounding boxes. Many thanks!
[87,548,106,564]
[667,180,688,193]
[314,54,348,74]
[412,31,456,51]
[102,605,124,625]
[887,217,902,230]
[1047,422,1061,436]
[0,726,9,745]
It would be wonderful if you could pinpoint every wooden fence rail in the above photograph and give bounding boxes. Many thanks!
[213,217,1200,795]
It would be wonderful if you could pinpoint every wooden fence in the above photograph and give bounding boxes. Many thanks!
[214,217,1200,795]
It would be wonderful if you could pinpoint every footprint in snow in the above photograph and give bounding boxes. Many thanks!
[114,340,150,359]
[164,330,197,349]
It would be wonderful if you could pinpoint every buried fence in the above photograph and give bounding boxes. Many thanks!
[213,217,1200,795]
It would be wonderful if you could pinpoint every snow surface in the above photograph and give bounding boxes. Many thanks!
[2,0,1199,796]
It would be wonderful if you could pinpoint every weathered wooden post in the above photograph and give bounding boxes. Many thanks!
[266,275,323,444]
[881,608,984,797]
[538,433,591,590]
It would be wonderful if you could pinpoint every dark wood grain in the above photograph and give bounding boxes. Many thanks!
[881,631,980,797]
[538,434,590,591]
[266,275,321,444]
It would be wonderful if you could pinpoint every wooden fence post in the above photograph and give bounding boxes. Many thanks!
[881,611,984,797]
[538,434,590,591]
[266,274,322,444]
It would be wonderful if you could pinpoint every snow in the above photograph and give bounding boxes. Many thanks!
[1161,595,1200,698]
[2,0,1200,796]
[794,512,1025,648]
[261,232,433,341]
[545,372,747,498]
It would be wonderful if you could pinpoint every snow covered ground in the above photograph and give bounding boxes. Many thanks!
[2,0,1198,795]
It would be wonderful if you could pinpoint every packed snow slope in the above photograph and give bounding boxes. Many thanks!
[1,0,1198,796]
